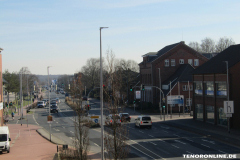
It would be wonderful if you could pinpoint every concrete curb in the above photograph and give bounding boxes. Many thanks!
[36,128,66,145]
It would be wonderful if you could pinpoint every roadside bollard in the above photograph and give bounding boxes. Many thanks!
[57,144,58,152]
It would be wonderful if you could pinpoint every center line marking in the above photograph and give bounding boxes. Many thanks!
[201,144,210,148]
[172,145,179,148]
[150,142,157,145]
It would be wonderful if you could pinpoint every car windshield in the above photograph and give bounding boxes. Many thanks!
[0,134,7,142]
[142,117,151,120]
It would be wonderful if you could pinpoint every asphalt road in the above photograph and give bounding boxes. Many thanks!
[9,91,240,160]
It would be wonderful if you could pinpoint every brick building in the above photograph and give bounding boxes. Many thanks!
[139,41,208,111]
[0,48,3,126]
[192,44,240,129]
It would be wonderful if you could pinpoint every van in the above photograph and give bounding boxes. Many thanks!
[135,115,152,129]
[0,126,11,153]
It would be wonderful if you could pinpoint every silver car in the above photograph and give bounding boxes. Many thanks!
[135,115,152,129]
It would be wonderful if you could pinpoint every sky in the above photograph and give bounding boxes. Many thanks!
[1,0,240,75]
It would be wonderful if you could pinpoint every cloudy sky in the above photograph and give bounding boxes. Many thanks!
[1,0,240,75]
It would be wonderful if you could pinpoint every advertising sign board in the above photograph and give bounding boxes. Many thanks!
[167,95,184,105]
[136,91,141,99]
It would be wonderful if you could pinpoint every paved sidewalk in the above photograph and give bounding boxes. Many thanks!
[0,124,58,160]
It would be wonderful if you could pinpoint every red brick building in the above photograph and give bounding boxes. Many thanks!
[139,41,208,112]
[192,44,240,129]
[0,48,3,126]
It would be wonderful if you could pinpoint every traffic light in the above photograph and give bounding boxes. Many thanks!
[69,84,70,90]
[103,84,106,89]
[62,83,64,86]
[87,105,90,110]
[133,100,136,104]
[34,85,35,91]
[56,85,57,90]
[142,84,145,91]
[130,85,132,91]
[162,102,165,108]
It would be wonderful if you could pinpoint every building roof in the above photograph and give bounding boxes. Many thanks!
[192,44,240,74]
[162,64,194,96]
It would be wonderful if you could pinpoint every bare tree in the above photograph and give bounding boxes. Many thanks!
[104,49,130,160]
[215,37,235,52]
[188,42,202,52]
[200,37,215,53]
[71,73,90,160]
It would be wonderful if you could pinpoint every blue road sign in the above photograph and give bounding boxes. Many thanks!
[94,119,98,123]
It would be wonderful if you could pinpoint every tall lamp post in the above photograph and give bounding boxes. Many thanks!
[100,27,108,160]
[47,66,52,141]
[223,61,230,133]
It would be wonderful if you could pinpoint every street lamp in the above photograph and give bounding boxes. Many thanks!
[223,61,230,133]
[100,27,108,160]
[47,66,52,141]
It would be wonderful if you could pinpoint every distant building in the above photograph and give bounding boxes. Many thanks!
[192,44,240,129]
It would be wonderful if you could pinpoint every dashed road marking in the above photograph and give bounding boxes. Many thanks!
[70,131,74,134]
[218,150,227,154]
[94,143,99,147]
[186,151,193,154]
[172,145,179,148]
[139,131,144,133]
[149,142,157,145]
[201,144,210,148]
[148,135,154,137]
[175,140,186,145]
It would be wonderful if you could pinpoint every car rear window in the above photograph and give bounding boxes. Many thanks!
[38,102,43,104]
[123,114,129,117]
[142,117,151,120]
[0,134,7,142]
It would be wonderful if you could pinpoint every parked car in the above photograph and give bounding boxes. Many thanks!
[37,101,45,108]
[0,126,11,153]
[55,98,60,103]
[119,113,131,122]
[50,105,58,113]
[135,115,152,129]
[106,114,121,126]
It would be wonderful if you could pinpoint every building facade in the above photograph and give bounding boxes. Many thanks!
[192,44,240,129]
[139,41,208,111]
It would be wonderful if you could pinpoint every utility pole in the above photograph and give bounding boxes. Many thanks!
[158,68,162,120]
[20,68,23,126]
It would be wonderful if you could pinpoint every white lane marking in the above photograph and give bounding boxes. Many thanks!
[56,121,58,123]
[160,126,169,129]
[185,138,194,142]
[148,135,154,137]
[94,143,99,147]
[128,139,164,159]
[149,142,157,145]
[186,151,193,154]
[163,130,168,133]
[157,147,170,154]
[201,144,210,148]
[174,140,186,145]
[139,131,144,133]
[62,126,65,128]
[16,120,19,124]
[218,150,227,154]
[53,128,60,131]
[70,131,74,133]
[172,145,179,148]
[201,139,215,144]
[174,134,180,137]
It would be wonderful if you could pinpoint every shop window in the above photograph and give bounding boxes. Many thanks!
[194,82,203,95]
[206,105,214,123]
[204,82,214,96]
[186,98,192,106]
[183,85,188,91]
[216,82,227,97]
[195,104,203,121]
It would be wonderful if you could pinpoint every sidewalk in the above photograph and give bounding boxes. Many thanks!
[0,124,58,160]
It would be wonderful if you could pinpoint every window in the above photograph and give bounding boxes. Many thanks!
[188,59,193,65]
[179,59,184,64]
[216,82,227,96]
[204,82,214,96]
[171,59,175,66]
[194,59,199,66]
[206,105,214,123]
[189,85,193,90]
[165,59,169,67]
[183,85,188,91]
[196,104,203,121]
[194,82,203,95]
[186,98,192,106]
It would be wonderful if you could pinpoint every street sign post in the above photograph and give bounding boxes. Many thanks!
[167,95,184,105]
[135,91,141,99]
[47,115,53,123]
[224,101,234,114]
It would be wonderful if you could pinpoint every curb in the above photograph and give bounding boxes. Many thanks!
[36,128,66,145]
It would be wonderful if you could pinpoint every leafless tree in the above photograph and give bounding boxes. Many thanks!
[215,37,235,52]
[200,37,215,53]
[104,49,130,160]
[188,41,202,52]
[71,73,90,160]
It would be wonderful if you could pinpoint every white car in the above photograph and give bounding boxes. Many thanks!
[135,115,152,129]
[106,114,121,126]
[0,126,11,153]
[37,101,45,108]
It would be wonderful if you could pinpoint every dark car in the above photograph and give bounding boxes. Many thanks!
[65,93,69,97]
[50,105,58,113]
[119,113,131,122]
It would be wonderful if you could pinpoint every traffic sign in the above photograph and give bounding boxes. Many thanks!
[47,115,53,123]
[91,116,99,119]
[226,114,232,117]
[224,101,234,114]
[94,119,98,123]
